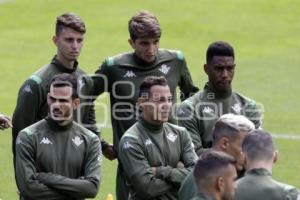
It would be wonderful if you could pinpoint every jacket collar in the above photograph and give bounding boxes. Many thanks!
[51,55,78,73]
[203,83,232,99]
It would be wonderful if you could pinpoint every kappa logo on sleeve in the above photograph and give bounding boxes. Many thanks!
[177,107,186,116]
[97,154,102,164]
[78,79,84,92]
[23,84,32,94]
[16,136,23,145]
[123,141,134,149]
[191,142,195,149]
[145,138,153,146]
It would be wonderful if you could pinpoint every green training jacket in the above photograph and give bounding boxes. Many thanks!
[190,193,215,200]
[235,168,299,200]
[92,49,199,152]
[177,83,262,155]
[178,163,245,200]
[12,56,98,156]
[15,117,101,200]
[118,118,198,200]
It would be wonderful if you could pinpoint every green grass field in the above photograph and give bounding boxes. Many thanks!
[0,0,299,199]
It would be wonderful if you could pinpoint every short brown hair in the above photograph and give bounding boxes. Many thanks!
[139,76,168,99]
[49,73,78,99]
[242,130,275,162]
[56,12,86,35]
[194,150,236,188]
[128,10,161,40]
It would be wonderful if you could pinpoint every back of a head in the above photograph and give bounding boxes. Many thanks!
[213,114,255,145]
[50,73,78,99]
[194,150,236,190]
[206,41,235,64]
[242,130,274,162]
[56,12,86,35]
[128,10,161,40]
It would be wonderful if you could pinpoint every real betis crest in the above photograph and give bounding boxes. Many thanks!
[159,64,170,75]
[231,103,242,114]
[167,132,177,142]
[72,136,83,147]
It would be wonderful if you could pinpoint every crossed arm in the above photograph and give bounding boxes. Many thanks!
[118,133,197,199]
[15,133,101,200]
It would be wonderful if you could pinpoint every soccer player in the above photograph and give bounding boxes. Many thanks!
[177,41,262,156]
[91,10,198,200]
[235,130,299,200]
[12,12,98,160]
[15,73,101,200]
[0,113,12,130]
[118,76,197,200]
[178,113,255,200]
[192,151,237,200]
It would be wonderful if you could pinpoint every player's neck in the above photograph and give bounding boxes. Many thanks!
[246,161,273,174]
[199,188,220,200]
[56,54,75,69]
[140,116,163,131]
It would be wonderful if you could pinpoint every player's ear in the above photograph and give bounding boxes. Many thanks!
[72,98,80,110]
[243,155,248,167]
[220,137,229,151]
[273,150,279,164]
[47,93,51,105]
[137,96,146,107]
[216,176,225,192]
[204,64,209,74]
[52,35,58,46]
[128,38,134,48]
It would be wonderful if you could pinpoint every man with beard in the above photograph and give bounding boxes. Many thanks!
[178,113,254,200]
[177,41,262,156]
[118,76,197,200]
[191,151,237,200]
[15,74,101,200]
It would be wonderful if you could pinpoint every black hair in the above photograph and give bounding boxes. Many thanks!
[206,41,235,63]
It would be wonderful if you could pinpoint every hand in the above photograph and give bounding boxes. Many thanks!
[102,144,117,160]
[177,161,185,169]
[36,172,47,182]
[151,167,157,176]
[0,114,12,130]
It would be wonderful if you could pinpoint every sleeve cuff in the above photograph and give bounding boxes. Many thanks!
[155,166,172,180]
